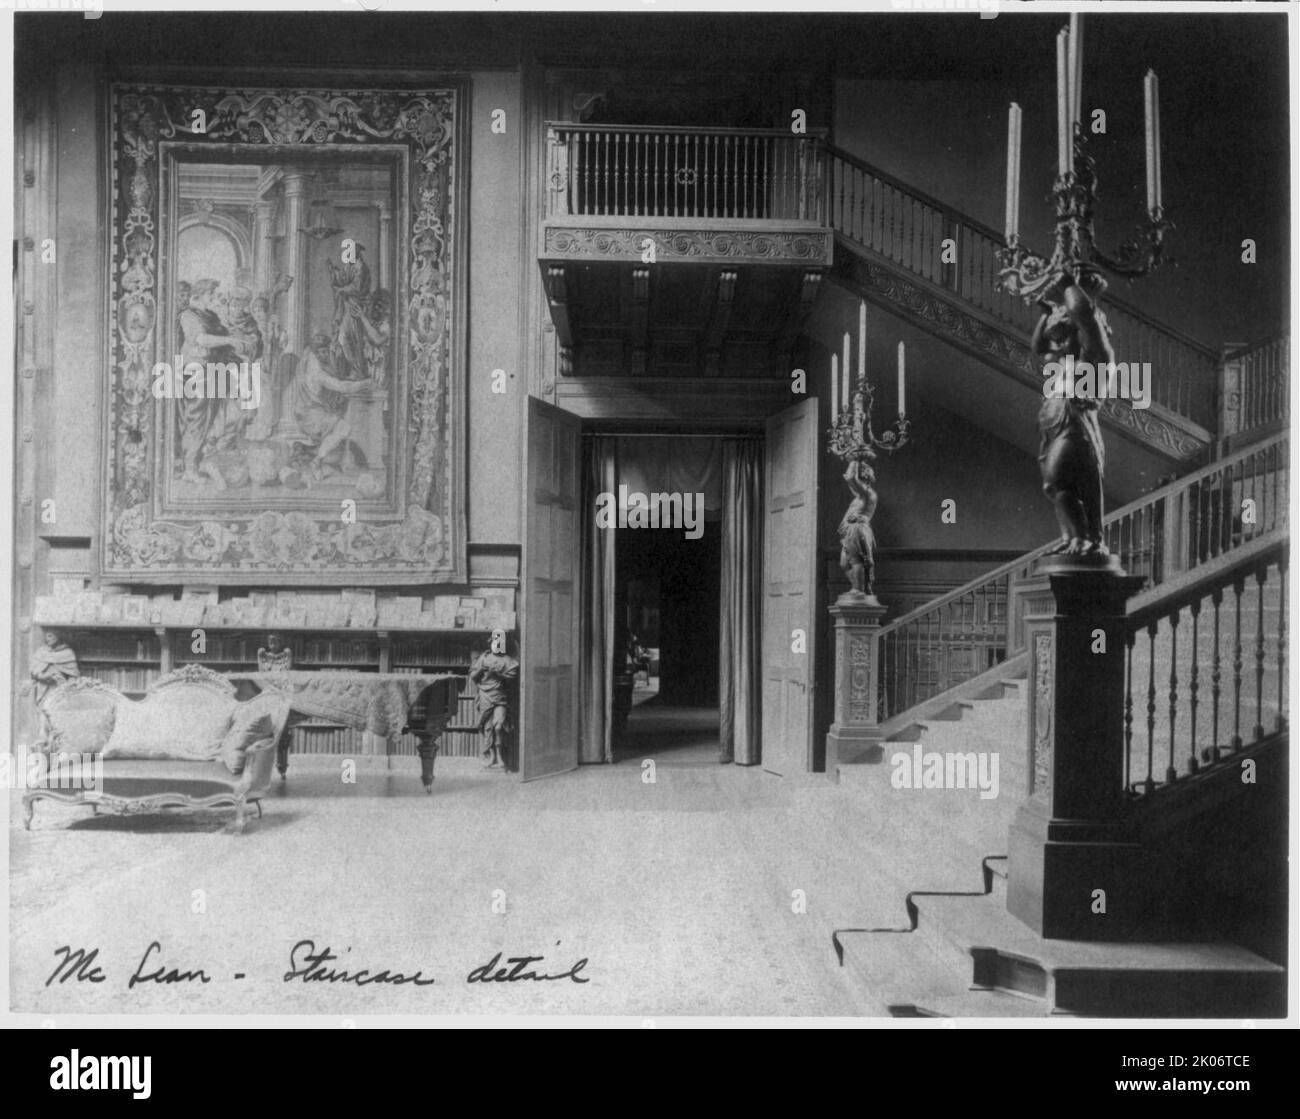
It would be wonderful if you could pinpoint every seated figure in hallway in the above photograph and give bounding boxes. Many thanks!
[30,630,79,707]
[470,629,519,770]
[838,450,878,601]
[1032,270,1112,556]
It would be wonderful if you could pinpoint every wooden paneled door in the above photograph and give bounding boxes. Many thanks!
[520,397,582,780]
[761,398,819,775]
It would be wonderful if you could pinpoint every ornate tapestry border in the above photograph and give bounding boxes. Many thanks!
[102,82,467,584]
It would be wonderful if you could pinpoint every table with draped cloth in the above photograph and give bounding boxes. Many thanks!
[227,671,462,790]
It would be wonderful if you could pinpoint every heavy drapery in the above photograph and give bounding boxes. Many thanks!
[719,438,763,765]
[580,436,618,763]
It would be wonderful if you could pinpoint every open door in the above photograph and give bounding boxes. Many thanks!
[520,397,582,780]
[761,397,819,775]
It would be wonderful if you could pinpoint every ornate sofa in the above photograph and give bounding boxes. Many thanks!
[23,665,290,834]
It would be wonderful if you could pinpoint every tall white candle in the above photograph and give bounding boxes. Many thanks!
[897,341,906,416]
[1004,102,1022,242]
[1145,70,1162,212]
[842,332,851,410]
[858,300,867,389]
[1057,28,1070,175]
[831,354,839,423]
[1069,13,1083,127]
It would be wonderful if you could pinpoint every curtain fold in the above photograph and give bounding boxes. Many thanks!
[580,436,618,763]
[719,438,763,765]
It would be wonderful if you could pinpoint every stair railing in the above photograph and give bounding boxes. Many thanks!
[875,431,1288,721]
[1219,332,1290,442]
[1122,531,1287,799]
[826,144,1222,430]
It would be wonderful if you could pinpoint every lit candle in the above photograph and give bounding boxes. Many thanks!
[1069,12,1083,127]
[842,332,851,409]
[831,354,839,423]
[1144,69,1162,213]
[1056,28,1070,175]
[897,341,906,416]
[1004,102,1022,242]
[858,300,867,390]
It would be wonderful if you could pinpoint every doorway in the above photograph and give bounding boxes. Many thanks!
[613,523,722,765]
[522,397,819,780]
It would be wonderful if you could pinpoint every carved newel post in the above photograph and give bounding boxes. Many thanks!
[1007,558,1145,939]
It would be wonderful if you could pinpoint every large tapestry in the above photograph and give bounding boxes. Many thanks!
[103,83,466,583]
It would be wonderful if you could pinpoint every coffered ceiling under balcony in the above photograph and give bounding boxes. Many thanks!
[540,261,824,380]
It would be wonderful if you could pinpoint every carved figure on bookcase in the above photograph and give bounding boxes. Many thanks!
[470,629,519,771]
[30,630,79,707]
[257,633,293,673]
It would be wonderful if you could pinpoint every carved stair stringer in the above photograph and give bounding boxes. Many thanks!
[831,238,1212,466]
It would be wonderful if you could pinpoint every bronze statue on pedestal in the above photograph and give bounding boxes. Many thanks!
[837,451,879,601]
[1032,271,1112,558]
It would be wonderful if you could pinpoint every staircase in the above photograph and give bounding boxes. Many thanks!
[824,144,1222,466]
[827,435,1289,1017]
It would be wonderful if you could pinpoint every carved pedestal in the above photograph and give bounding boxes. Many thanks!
[1007,561,1147,939]
[825,595,888,772]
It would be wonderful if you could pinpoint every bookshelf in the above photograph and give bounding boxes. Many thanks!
[39,623,505,759]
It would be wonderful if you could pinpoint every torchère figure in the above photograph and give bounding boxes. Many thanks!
[1032,270,1112,557]
[837,451,879,600]
[470,629,518,770]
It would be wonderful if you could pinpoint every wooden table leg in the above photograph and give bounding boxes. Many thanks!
[415,738,439,793]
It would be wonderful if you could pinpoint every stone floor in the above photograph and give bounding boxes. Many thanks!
[9,751,934,1020]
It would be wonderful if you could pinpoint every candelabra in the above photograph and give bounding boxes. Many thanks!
[997,16,1170,303]
[827,376,912,464]
[997,128,1171,303]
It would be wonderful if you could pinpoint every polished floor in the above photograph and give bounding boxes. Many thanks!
[9,752,917,1019]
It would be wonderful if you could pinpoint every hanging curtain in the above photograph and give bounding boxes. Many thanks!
[580,436,618,763]
[719,438,763,765]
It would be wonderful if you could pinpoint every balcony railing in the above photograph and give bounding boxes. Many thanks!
[826,145,1222,431]
[546,123,827,224]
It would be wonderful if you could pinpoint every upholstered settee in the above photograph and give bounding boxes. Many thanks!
[23,664,290,834]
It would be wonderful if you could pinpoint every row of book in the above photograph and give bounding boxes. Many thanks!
[87,666,159,693]
[70,635,160,661]
[34,586,517,632]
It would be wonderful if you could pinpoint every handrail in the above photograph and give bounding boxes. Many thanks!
[826,143,1220,362]
[1126,530,1286,632]
[878,430,1289,639]
[548,121,830,139]
[1225,329,1290,360]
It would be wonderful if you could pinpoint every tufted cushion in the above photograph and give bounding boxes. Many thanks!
[45,688,118,755]
[219,693,290,775]
[103,687,233,761]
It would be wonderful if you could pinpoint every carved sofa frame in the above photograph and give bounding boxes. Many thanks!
[24,665,290,834]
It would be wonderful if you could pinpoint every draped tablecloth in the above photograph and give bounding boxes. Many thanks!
[228,672,461,738]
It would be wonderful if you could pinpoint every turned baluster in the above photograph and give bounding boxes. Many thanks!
[1124,629,1136,792]
[1166,613,1178,784]
[1144,621,1157,795]
[1254,565,1267,741]
[1188,599,1200,774]
[1210,587,1223,762]
[1231,576,1245,751]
